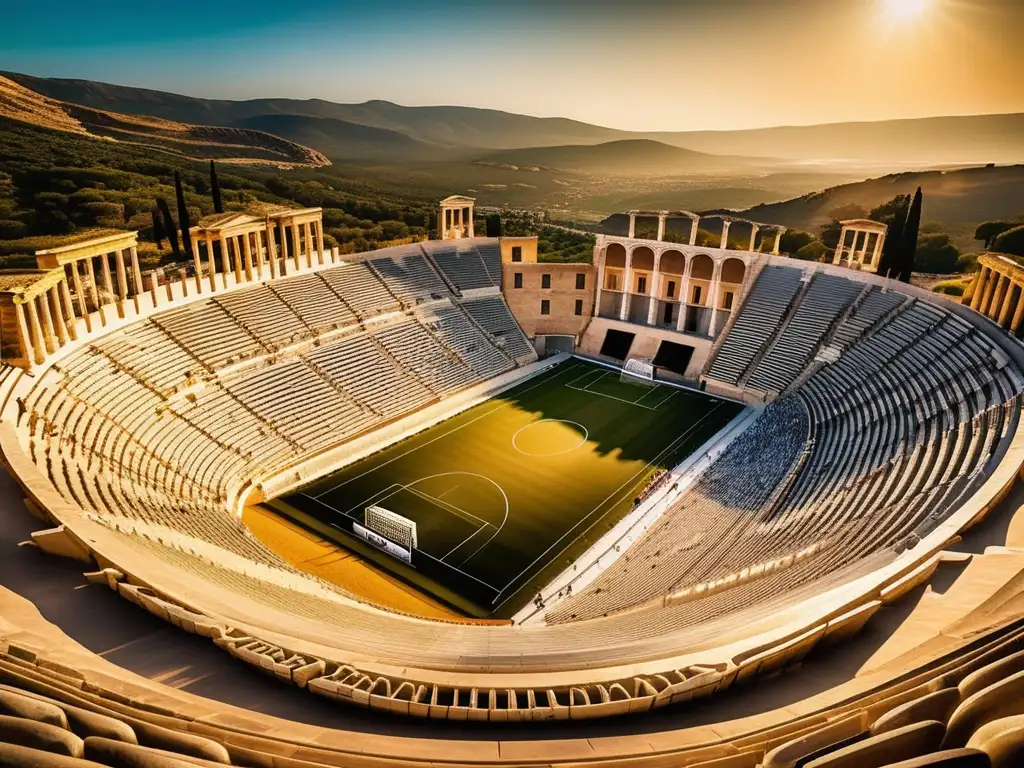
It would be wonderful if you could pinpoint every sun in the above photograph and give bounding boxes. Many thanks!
[882,0,930,22]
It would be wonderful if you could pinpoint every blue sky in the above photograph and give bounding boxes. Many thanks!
[3,0,1023,131]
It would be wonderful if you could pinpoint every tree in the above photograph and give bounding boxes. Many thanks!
[828,203,868,220]
[173,172,193,257]
[875,194,910,278]
[992,225,1024,258]
[975,220,1017,250]
[156,197,180,258]
[819,219,843,249]
[795,241,831,261]
[210,161,223,214]
[914,233,959,274]
[778,229,815,256]
[898,187,923,282]
[151,208,165,249]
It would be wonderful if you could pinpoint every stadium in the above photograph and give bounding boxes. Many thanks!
[2,197,1024,767]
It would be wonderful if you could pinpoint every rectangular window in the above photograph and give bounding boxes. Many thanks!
[637,276,647,295]
[724,292,734,310]
[692,285,702,304]
[576,273,586,290]
[575,299,583,316]
[514,273,523,289]
[667,280,676,298]
[541,299,550,315]
[541,274,551,289]
[511,246,522,262]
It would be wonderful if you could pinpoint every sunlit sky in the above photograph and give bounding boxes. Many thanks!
[3,0,1023,131]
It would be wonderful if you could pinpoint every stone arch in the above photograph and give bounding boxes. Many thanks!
[721,257,746,284]
[605,243,627,269]
[660,249,685,276]
[630,246,655,272]
[689,253,715,281]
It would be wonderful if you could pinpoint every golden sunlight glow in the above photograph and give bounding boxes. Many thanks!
[882,0,930,23]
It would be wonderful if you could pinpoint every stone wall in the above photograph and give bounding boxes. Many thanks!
[502,262,595,341]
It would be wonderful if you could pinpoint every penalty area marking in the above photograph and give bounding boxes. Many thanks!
[564,369,676,410]
[511,419,589,457]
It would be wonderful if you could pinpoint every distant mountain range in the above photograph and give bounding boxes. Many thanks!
[0,74,329,167]
[5,71,1024,166]
[477,140,762,175]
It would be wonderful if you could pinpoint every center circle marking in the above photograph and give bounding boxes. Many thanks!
[512,419,589,457]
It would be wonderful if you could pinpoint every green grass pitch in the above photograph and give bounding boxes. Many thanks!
[268,360,744,618]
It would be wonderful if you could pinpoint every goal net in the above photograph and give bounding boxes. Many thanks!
[354,505,418,563]
[621,357,656,388]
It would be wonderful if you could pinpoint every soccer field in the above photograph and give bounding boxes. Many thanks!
[267,360,744,618]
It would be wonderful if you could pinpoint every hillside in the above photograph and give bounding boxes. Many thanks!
[0,75,329,167]
[735,165,1024,232]
[2,71,623,150]
[477,140,761,176]
[230,114,450,162]
[8,71,1023,165]
[649,113,1024,166]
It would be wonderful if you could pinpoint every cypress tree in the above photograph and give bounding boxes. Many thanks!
[210,160,223,214]
[174,172,193,257]
[151,207,165,249]
[875,194,909,279]
[156,198,180,258]
[898,187,923,283]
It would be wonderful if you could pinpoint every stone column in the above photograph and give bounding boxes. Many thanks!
[989,274,1009,319]
[315,221,326,264]
[689,217,699,246]
[619,250,634,321]
[242,233,254,282]
[114,249,128,305]
[13,303,33,366]
[720,221,731,250]
[772,228,784,256]
[656,214,667,242]
[971,267,991,310]
[129,247,143,298]
[873,231,886,267]
[998,282,1017,327]
[36,293,56,354]
[218,236,231,288]
[980,269,1000,315]
[290,221,301,270]
[593,249,604,317]
[84,257,104,323]
[254,231,266,279]
[858,231,872,265]
[628,214,636,239]
[834,228,848,264]
[749,225,760,252]
[188,237,202,293]
[647,252,663,325]
[708,260,724,335]
[676,258,694,332]
[206,237,218,292]
[99,252,115,305]
[59,280,77,340]
[467,209,475,238]
[69,261,90,331]
[47,287,67,346]
[303,222,314,268]
[1011,293,1024,336]
[25,299,46,365]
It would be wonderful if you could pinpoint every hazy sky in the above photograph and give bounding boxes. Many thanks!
[4,0,1023,131]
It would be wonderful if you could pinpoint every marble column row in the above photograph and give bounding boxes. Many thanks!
[191,219,326,293]
[970,266,1024,335]
[16,280,78,366]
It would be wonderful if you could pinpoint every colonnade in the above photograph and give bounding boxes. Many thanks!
[439,196,476,240]
[190,212,325,293]
[3,271,78,366]
[967,255,1024,336]
[832,220,887,273]
[625,210,785,255]
[595,236,750,338]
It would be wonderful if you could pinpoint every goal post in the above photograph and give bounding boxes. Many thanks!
[621,356,656,387]
[353,505,418,563]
